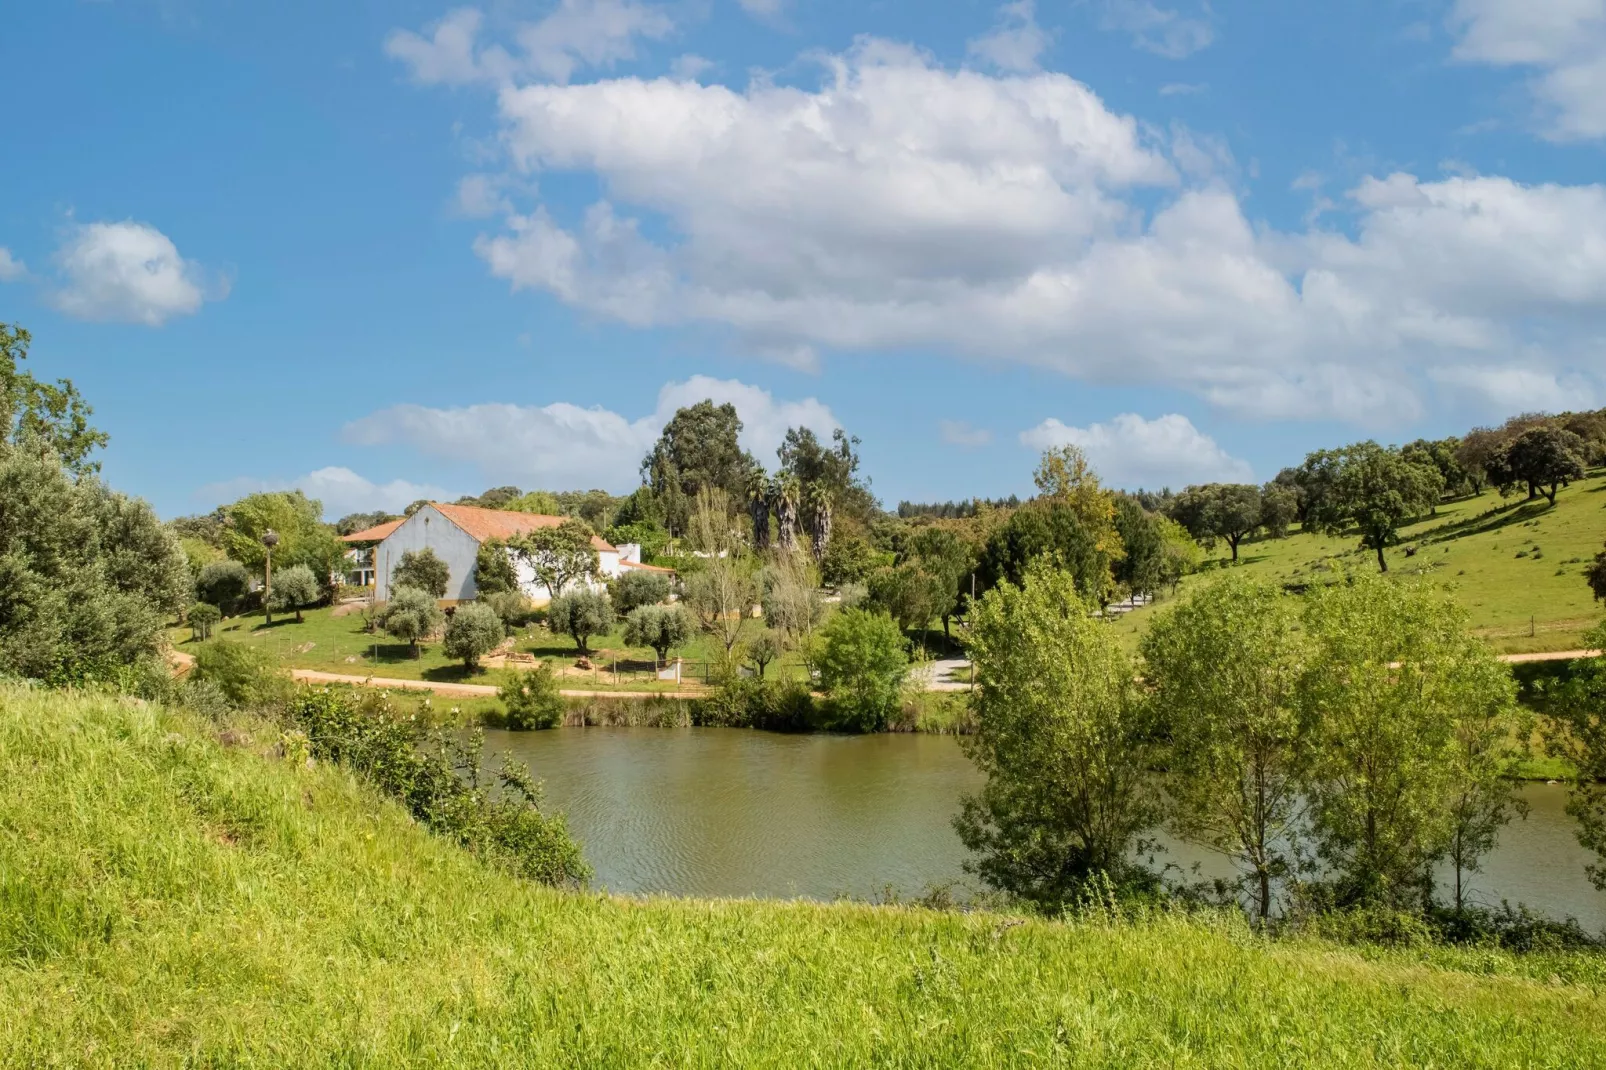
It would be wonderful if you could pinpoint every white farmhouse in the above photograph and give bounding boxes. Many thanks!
[349,502,671,605]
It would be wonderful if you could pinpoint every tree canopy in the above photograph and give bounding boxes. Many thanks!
[1168,483,1263,563]
[509,520,599,599]
[1,321,108,475]
[642,400,754,535]
[1304,442,1444,572]
[1493,426,1588,505]
[393,547,451,599]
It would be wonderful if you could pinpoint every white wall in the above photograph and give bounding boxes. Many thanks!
[373,505,483,602]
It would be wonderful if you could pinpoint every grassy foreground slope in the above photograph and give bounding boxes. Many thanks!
[4,688,1606,1068]
[1115,471,1606,655]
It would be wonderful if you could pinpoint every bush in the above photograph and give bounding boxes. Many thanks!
[393,547,451,599]
[547,589,614,655]
[190,639,295,710]
[693,675,822,732]
[285,688,588,885]
[376,586,444,658]
[188,602,221,640]
[484,590,536,631]
[612,569,672,615]
[195,559,250,613]
[474,539,519,596]
[815,608,909,732]
[445,602,505,671]
[622,603,693,663]
[499,665,565,730]
[268,563,321,623]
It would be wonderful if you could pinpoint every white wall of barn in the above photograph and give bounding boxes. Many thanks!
[372,505,481,602]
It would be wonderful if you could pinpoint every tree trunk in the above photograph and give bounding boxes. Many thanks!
[1257,868,1271,925]
[1229,535,1240,562]
[295,608,303,623]
[1376,543,1388,572]
[1545,483,1558,505]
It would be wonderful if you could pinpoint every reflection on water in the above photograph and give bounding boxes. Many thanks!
[484,727,1606,929]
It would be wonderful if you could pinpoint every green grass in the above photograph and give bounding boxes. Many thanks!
[5,684,1606,1066]
[1111,471,1606,655]
[172,606,810,693]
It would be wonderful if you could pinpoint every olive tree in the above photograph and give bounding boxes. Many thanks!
[547,589,614,655]
[747,629,782,678]
[622,603,693,664]
[268,563,320,623]
[612,569,672,615]
[955,563,1162,908]
[445,601,506,671]
[377,586,444,658]
[195,559,251,613]
[1299,577,1518,908]
[188,602,221,641]
[392,547,451,599]
[1141,576,1309,923]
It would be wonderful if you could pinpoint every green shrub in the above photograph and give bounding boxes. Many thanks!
[187,602,221,641]
[190,639,295,710]
[815,608,909,732]
[285,688,587,885]
[474,539,519,596]
[484,590,536,630]
[499,665,566,730]
[622,603,693,663]
[267,563,320,622]
[612,569,672,615]
[694,676,821,732]
[444,602,505,671]
[195,559,250,613]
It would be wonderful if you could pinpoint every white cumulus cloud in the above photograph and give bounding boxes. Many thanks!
[386,1,672,87]
[1451,0,1606,141]
[342,376,839,491]
[1020,413,1252,490]
[0,248,25,282]
[199,467,451,520]
[51,221,218,326]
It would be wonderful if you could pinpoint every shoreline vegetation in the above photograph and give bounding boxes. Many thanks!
[6,684,1606,1066]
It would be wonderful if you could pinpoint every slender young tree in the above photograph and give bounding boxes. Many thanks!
[1142,576,1309,923]
[955,562,1163,908]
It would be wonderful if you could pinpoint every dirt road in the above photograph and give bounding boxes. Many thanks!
[289,669,702,700]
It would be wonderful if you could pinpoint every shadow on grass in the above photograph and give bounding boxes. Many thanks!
[421,663,492,684]
[1419,498,1554,543]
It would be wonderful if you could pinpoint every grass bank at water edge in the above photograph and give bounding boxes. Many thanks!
[4,684,1606,1067]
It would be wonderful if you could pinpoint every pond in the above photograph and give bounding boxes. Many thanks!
[483,727,1606,930]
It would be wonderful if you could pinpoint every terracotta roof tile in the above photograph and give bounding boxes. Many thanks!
[340,519,404,543]
[620,559,676,574]
[428,502,616,552]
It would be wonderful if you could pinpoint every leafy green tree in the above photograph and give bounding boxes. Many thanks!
[1,321,108,474]
[760,550,824,647]
[1168,483,1263,563]
[1588,542,1606,603]
[1545,624,1606,889]
[445,601,505,671]
[188,602,221,641]
[474,539,519,596]
[392,547,451,599]
[778,426,871,556]
[606,518,670,562]
[195,559,250,612]
[1259,483,1299,539]
[499,665,565,730]
[814,608,909,732]
[547,589,614,655]
[1403,437,1468,497]
[908,525,974,637]
[1142,576,1309,923]
[334,511,397,536]
[611,569,672,615]
[819,532,879,587]
[977,500,1114,606]
[191,639,295,709]
[1299,577,1517,907]
[1496,426,1588,505]
[747,628,782,678]
[1307,442,1444,572]
[1112,498,1165,601]
[682,488,758,655]
[509,520,599,599]
[642,400,755,535]
[503,490,563,515]
[1454,428,1504,495]
[377,586,444,658]
[0,445,189,681]
[1156,516,1203,596]
[268,563,320,623]
[867,561,949,653]
[955,563,1162,908]
[221,490,344,581]
[622,603,694,663]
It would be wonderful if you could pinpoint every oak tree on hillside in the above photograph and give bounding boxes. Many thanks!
[1495,426,1588,505]
[1168,483,1263,563]
[1306,442,1444,572]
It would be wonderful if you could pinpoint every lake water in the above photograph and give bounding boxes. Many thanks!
[484,727,1606,930]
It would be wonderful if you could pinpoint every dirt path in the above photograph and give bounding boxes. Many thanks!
[1498,649,1602,664]
[289,668,704,700]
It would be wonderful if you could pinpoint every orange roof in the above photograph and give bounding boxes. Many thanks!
[620,559,676,574]
[340,519,403,543]
[428,502,616,553]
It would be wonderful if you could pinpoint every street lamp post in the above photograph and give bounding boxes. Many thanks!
[262,529,280,625]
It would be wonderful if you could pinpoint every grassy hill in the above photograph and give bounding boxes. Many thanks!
[5,685,1606,1066]
[1114,471,1606,655]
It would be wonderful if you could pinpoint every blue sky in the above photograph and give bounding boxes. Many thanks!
[2,0,1604,520]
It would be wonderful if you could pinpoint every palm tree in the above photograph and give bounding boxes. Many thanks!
[772,473,800,553]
